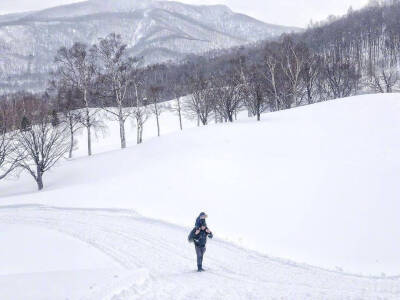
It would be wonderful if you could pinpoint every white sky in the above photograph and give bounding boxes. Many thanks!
[0,0,369,27]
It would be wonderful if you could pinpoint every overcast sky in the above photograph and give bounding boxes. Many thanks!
[0,0,369,27]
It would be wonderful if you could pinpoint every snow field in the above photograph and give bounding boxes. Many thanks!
[0,94,400,299]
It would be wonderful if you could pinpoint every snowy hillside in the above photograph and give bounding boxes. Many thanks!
[0,0,298,92]
[1,94,400,299]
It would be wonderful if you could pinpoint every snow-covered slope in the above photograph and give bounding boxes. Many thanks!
[1,94,400,299]
[0,204,398,300]
[0,0,298,92]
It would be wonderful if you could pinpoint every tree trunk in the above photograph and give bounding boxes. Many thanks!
[178,111,183,131]
[69,131,74,159]
[137,123,141,144]
[85,105,92,156]
[271,74,279,111]
[154,102,160,137]
[136,120,143,145]
[139,126,144,144]
[156,114,160,137]
[118,107,126,149]
[68,116,74,159]
[36,167,44,191]
[83,89,92,156]
[305,84,312,104]
[256,94,262,121]
[177,98,183,130]
[87,123,92,156]
[119,119,126,149]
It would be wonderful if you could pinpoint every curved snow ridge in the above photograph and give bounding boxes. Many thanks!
[0,204,399,299]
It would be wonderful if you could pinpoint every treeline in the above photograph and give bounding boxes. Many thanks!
[300,0,400,93]
[1,0,400,190]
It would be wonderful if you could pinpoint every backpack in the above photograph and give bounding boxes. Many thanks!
[188,227,197,243]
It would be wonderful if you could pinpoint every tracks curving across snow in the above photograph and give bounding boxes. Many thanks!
[0,204,398,300]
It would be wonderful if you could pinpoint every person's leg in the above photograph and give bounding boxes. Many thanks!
[200,247,206,268]
[195,246,202,271]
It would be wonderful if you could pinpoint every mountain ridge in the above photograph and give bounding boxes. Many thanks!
[0,0,299,93]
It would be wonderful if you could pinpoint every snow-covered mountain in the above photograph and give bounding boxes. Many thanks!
[0,0,298,92]
[1,94,399,299]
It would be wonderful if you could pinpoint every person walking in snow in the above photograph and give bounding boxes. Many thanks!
[193,212,213,272]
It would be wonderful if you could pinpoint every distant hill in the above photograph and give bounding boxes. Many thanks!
[0,0,299,92]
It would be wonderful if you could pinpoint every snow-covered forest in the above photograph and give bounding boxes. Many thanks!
[0,0,400,299]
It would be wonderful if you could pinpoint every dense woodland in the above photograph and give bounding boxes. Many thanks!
[1,0,400,190]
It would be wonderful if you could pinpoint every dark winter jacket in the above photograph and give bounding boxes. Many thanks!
[193,228,213,248]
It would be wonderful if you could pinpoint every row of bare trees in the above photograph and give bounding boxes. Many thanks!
[175,35,361,125]
[51,34,167,156]
[0,31,371,192]
[2,0,400,190]
[48,11,393,157]
[160,1,400,119]
[301,0,400,93]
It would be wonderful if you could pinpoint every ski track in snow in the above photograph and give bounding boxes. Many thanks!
[0,204,398,300]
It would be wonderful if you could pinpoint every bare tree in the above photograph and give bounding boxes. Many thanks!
[243,64,269,121]
[0,133,16,180]
[173,94,184,130]
[279,37,306,108]
[368,59,399,93]
[133,100,149,144]
[323,56,361,99]
[214,62,244,123]
[148,86,164,137]
[94,33,140,149]
[264,43,282,111]
[16,101,70,190]
[128,74,149,144]
[170,75,186,131]
[185,69,214,125]
[57,87,83,158]
[54,43,97,156]
[301,52,322,104]
[0,103,21,180]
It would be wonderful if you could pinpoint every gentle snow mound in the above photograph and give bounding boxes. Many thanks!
[1,93,400,277]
